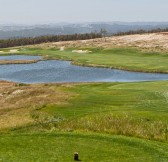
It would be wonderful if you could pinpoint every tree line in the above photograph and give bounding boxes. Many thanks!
[0,33,102,48]
[113,28,168,36]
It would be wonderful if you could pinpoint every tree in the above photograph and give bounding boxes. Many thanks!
[100,28,108,42]
[100,28,107,37]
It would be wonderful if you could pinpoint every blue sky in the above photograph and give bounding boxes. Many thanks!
[0,0,168,24]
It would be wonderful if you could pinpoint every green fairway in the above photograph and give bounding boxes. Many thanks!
[0,133,168,162]
[14,47,168,73]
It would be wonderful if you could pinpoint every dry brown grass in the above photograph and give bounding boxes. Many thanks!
[0,60,39,65]
[30,33,168,52]
[59,113,168,142]
[0,81,73,131]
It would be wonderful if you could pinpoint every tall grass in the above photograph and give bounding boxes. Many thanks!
[58,113,168,142]
[0,82,73,131]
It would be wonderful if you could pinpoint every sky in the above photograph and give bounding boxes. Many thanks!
[0,0,168,24]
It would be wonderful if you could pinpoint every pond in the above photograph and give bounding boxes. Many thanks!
[0,55,168,83]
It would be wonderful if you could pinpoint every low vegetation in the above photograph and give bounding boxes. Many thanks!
[0,33,102,48]
[1,32,167,52]
[114,28,168,36]
[0,81,73,131]
[0,59,39,65]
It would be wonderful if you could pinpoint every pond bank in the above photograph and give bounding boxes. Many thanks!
[0,59,40,65]
[1,58,168,83]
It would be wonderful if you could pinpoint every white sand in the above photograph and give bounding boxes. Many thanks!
[60,46,65,51]
[72,50,92,54]
[9,49,18,53]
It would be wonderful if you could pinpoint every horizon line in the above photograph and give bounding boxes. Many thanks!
[1,21,168,26]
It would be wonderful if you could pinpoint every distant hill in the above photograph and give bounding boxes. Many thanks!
[0,22,168,39]
[31,32,168,52]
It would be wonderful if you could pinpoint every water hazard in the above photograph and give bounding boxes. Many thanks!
[0,55,168,83]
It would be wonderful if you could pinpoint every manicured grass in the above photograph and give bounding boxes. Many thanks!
[45,82,168,118]
[16,47,168,73]
[0,132,168,162]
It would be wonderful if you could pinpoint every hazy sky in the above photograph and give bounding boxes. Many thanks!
[0,0,168,24]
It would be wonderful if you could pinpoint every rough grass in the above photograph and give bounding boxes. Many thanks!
[41,82,168,142]
[59,113,168,142]
[26,33,168,52]
[0,59,39,65]
[0,81,73,131]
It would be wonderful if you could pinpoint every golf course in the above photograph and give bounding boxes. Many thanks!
[0,34,168,161]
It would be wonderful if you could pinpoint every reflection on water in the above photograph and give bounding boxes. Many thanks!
[0,55,168,83]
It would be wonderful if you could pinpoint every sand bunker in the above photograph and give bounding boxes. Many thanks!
[60,47,65,51]
[9,49,19,53]
[72,50,92,54]
[0,51,4,53]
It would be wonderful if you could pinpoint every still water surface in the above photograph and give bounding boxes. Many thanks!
[0,55,168,83]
